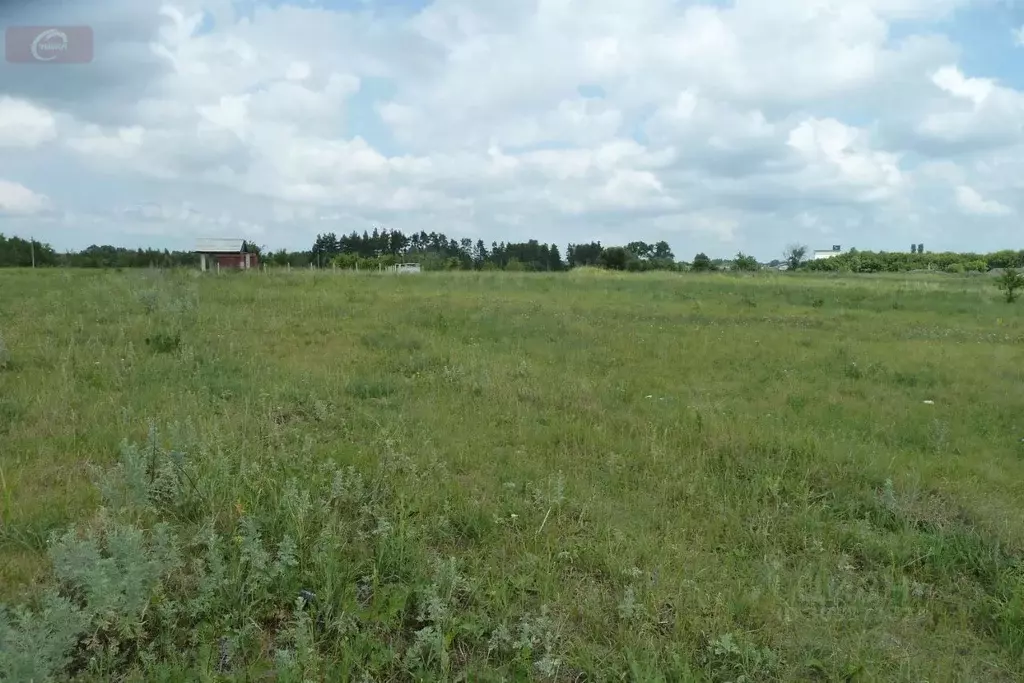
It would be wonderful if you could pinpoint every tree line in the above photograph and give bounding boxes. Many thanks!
[0,230,681,272]
[0,234,311,269]
[310,229,569,271]
[1,231,1019,274]
[310,229,679,272]
[801,248,1024,274]
[0,235,227,269]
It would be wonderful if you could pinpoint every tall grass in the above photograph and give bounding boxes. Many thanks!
[0,268,1022,681]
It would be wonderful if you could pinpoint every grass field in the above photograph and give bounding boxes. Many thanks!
[1,268,1023,682]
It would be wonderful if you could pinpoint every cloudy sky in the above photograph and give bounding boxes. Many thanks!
[1,0,1023,259]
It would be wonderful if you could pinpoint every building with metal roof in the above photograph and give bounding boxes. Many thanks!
[195,238,258,272]
[195,238,245,254]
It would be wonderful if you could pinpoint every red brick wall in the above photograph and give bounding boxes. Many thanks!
[214,254,259,269]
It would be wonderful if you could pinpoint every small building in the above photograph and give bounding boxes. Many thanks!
[393,263,422,274]
[195,238,259,272]
[813,245,842,260]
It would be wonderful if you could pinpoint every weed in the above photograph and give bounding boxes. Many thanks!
[0,398,17,436]
[346,376,398,400]
[703,632,781,682]
[0,593,90,682]
[144,332,181,354]
[137,289,160,315]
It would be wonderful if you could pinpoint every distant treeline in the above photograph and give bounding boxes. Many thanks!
[0,235,261,269]
[1,231,1020,273]
[311,229,678,272]
[0,230,679,272]
[804,248,1024,274]
[0,234,314,269]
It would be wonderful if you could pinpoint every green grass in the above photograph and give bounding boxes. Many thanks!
[1,267,1023,681]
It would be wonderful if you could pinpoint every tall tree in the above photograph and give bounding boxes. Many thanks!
[653,241,674,260]
[733,252,758,271]
[567,242,603,268]
[599,246,630,270]
[785,245,807,271]
[474,239,489,267]
[548,244,564,271]
[692,253,713,271]
[626,241,653,260]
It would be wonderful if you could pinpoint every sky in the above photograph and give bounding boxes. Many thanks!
[1,0,1023,260]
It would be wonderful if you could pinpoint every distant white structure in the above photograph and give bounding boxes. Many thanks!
[393,263,422,274]
[813,245,843,260]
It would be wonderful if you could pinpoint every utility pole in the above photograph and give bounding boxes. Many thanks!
[30,237,36,268]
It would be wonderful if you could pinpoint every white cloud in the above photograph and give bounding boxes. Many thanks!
[0,180,49,214]
[955,185,1013,216]
[0,0,1021,255]
[786,118,904,201]
[0,97,57,148]
[67,124,146,159]
[932,66,995,106]
[388,0,959,151]
[113,200,269,238]
[645,89,778,172]
[285,61,312,81]
[917,65,1024,148]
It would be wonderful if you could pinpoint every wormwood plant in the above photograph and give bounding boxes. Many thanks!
[0,431,338,681]
[134,273,199,355]
[0,428,567,681]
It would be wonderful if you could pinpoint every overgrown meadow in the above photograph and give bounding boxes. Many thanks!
[1,268,1023,682]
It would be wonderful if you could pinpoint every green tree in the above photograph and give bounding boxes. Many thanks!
[652,241,674,260]
[626,256,645,272]
[548,244,564,271]
[474,239,488,267]
[599,246,630,271]
[691,253,713,272]
[567,242,603,268]
[733,252,758,271]
[626,241,653,260]
[997,269,1024,303]
[785,245,807,271]
[0,234,59,267]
